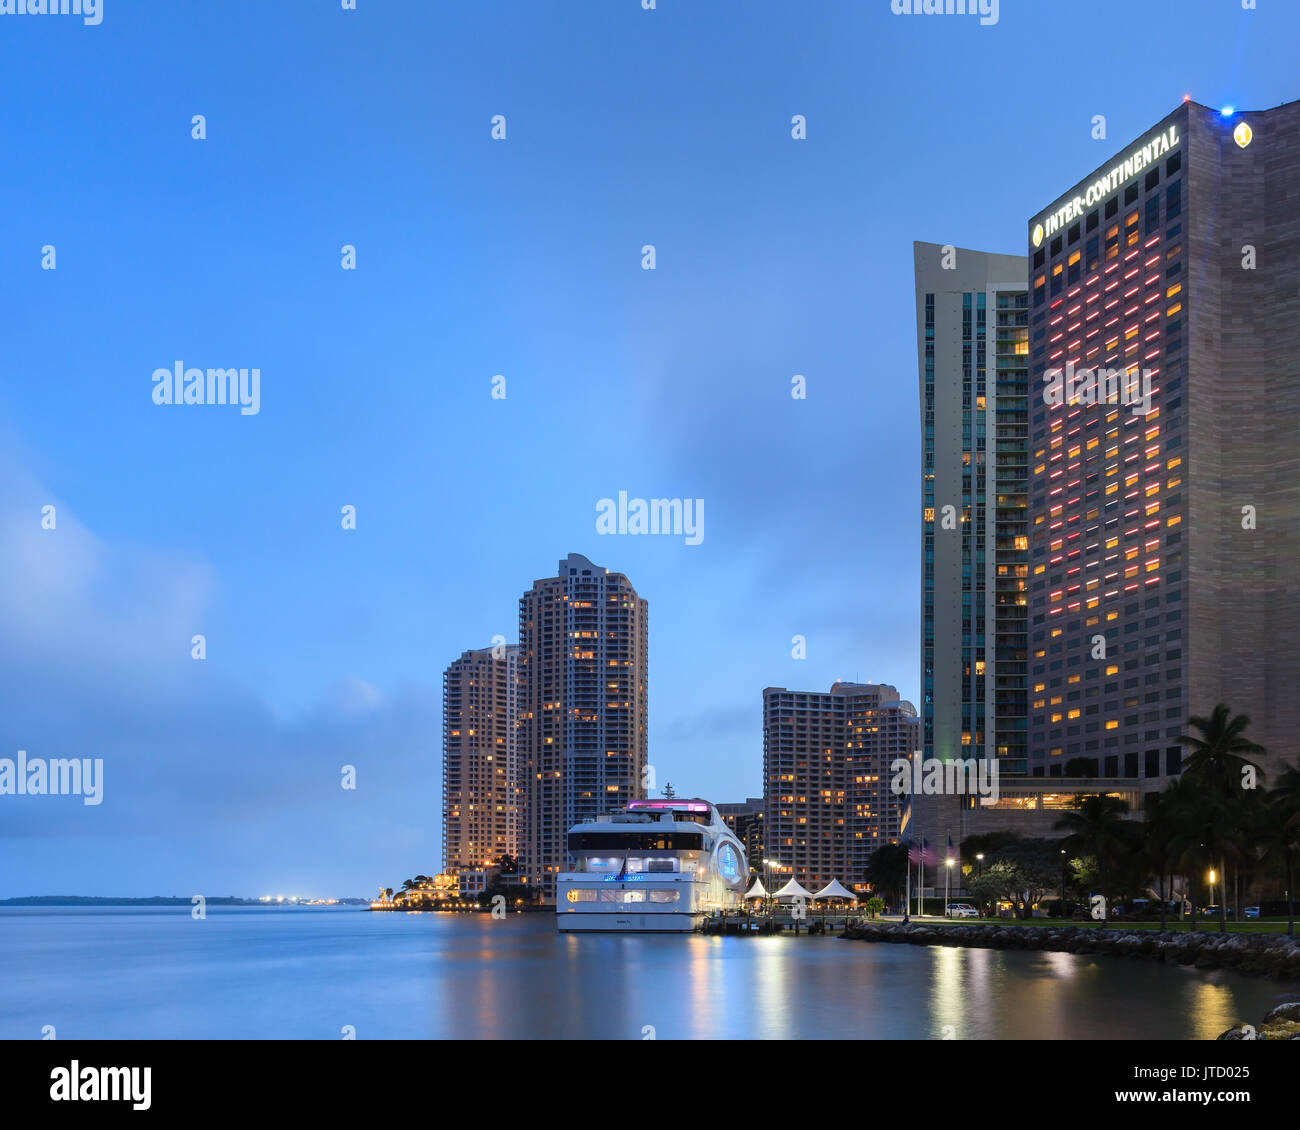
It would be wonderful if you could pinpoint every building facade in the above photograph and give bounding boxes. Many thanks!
[441,645,523,875]
[1025,100,1300,782]
[762,682,918,893]
[915,243,1031,775]
[520,553,649,901]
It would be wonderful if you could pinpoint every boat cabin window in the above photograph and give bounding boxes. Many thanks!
[568,831,704,851]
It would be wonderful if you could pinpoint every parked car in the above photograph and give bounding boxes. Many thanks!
[946,904,978,919]
[1245,906,1260,919]
[1199,905,1235,917]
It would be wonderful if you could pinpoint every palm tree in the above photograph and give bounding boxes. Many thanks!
[1053,794,1138,920]
[1178,705,1266,933]
[1257,762,1300,936]
[1143,791,1179,930]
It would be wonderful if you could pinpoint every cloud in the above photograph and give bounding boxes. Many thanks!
[0,428,439,897]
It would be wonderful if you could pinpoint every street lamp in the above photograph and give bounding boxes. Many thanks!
[1060,849,1067,920]
[944,857,954,917]
[763,859,784,914]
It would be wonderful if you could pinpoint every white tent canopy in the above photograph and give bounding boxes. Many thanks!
[812,879,858,902]
[773,878,814,901]
[744,878,768,900]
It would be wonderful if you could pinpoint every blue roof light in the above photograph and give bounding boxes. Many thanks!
[1220,105,1236,117]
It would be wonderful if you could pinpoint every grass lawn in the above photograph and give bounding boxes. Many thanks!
[956,917,1296,934]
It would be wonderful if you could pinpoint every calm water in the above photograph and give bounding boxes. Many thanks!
[1,907,1292,1040]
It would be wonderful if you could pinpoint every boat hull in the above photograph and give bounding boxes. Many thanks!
[556,909,701,933]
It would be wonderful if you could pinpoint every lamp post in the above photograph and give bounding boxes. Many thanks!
[945,857,954,917]
[1060,849,1067,920]
[764,859,783,917]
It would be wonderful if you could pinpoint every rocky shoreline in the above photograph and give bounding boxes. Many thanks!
[843,920,1300,980]
[1219,1001,1300,1041]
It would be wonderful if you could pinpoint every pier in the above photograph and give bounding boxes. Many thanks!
[697,911,863,936]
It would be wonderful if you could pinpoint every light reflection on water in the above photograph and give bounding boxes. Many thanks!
[0,908,1291,1040]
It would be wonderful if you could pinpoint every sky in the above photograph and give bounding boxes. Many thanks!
[1,0,1296,898]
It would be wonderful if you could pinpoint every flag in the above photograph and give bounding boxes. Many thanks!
[946,834,955,862]
[906,836,921,864]
[921,838,938,866]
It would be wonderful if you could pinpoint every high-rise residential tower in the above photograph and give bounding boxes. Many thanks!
[441,645,523,875]
[1025,99,1300,781]
[762,681,917,893]
[519,553,649,901]
[915,243,1031,775]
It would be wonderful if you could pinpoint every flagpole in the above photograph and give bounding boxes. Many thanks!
[904,841,911,920]
[919,832,925,919]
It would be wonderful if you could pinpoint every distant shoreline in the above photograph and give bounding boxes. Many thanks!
[0,896,370,907]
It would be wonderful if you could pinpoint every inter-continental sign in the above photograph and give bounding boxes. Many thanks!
[1031,124,1181,248]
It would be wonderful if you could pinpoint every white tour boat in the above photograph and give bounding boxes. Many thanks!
[556,799,748,932]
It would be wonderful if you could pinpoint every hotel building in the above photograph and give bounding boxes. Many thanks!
[762,682,918,893]
[519,553,649,900]
[441,645,524,875]
[914,243,1031,775]
[1026,99,1300,781]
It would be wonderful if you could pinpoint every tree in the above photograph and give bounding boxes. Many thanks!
[1178,704,1266,934]
[968,862,1020,917]
[1159,774,1220,933]
[1257,762,1300,937]
[999,840,1062,918]
[864,897,885,919]
[1053,794,1139,919]
[1143,791,1179,930]
[960,831,1020,874]
[864,843,909,907]
[1064,757,1098,778]
[493,855,519,875]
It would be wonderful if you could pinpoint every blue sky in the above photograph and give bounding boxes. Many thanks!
[2,0,1295,897]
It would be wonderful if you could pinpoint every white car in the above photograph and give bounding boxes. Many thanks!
[946,904,978,919]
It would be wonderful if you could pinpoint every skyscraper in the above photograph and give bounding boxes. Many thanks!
[914,243,1030,774]
[1025,100,1300,781]
[441,645,523,875]
[519,553,649,901]
[762,681,917,893]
